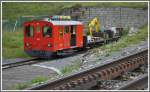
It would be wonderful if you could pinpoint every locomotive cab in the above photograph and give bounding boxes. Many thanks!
[24,21,54,57]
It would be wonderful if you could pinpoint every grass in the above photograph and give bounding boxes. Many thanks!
[2,28,30,59]
[14,76,48,90]
[30,76,48,84]
[3,2,148,21]
[15,83,29,90]
[61,60,82,74]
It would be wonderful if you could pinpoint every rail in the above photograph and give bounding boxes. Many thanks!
[2,58,39,69]
[116,74,148,90]
[26,48,148,90]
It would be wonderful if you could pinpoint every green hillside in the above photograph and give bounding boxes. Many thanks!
[2,2,148,21]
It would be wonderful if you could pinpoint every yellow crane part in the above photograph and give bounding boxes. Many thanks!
[88,17,100,36]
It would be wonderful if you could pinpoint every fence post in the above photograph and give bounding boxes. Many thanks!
[13,20,18,32]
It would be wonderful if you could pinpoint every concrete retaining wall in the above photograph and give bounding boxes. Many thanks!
[62,7,148,31]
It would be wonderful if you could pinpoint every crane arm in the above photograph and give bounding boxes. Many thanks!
[88,17,100,36]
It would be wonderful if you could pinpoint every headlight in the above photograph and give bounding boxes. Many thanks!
[26,43,30,47]
[47,43,52,47]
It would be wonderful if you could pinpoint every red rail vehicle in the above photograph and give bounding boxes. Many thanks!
[23,15,122,58]
[24,16,84,57]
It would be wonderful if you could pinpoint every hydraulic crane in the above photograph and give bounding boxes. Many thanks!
[88,17,100,36]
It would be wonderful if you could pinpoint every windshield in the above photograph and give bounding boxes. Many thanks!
[43,26,52,38]
[25,25,34,37]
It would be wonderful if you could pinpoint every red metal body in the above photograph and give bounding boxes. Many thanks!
[23,19,83,57]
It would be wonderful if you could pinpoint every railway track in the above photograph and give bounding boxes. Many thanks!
[2,48,87,70]
[2,58,39,69]
[2,50,86,70]
[26,48,148,90]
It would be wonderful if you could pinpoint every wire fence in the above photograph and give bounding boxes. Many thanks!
[2,15,48,32]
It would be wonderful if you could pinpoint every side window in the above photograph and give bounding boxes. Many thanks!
[25,25,34,37]
[36,26,40,32]
[71,26,76,34]
[43,26,52,37]
[64,26,70,33]
[59,27,63,37]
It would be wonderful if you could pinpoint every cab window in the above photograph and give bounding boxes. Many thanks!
[25,25,34,37]
[64,26,70,33]
[43,26,52,37]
